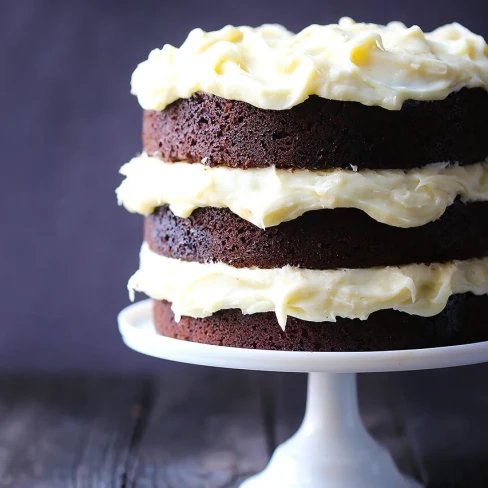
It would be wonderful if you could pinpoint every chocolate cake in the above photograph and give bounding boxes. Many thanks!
[118,18,488,351]
[143,89,488,170]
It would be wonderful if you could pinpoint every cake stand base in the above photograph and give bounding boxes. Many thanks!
[241,372,421,488]
[119,300,488,488]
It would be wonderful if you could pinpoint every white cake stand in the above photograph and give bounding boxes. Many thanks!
[118,299,488,488]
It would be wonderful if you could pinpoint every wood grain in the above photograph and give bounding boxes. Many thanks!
[0,366,486,486]
[0,377,147,488]
[124,366,268,488]
[386,365,488,487]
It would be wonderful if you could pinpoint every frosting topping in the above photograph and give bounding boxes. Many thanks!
[116,154,488,229]
[131,18,488,111]
[129,243,488,328]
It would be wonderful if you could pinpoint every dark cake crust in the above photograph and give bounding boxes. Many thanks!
[143,88,488,170]
[146,201,488,270]
[153,294,488,352]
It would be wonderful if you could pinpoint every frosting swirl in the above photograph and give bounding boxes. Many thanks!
[131,18,488,111]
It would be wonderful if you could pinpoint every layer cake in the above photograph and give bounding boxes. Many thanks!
[117,18,488,351]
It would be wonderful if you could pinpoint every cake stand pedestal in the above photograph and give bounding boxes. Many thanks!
[118,299,488,488]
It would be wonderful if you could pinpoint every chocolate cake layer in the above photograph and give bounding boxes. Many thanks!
[143,88,488,170]
[154,293,488,352]
[146,201,488,270]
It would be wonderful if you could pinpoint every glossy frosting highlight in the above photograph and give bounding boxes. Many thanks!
[131,18,488,111]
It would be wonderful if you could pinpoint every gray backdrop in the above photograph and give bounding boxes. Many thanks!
[0,0,486,372]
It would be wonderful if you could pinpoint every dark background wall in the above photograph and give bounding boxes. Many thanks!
[0,0,486,372]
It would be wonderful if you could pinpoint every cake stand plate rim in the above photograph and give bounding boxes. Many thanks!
[118,299,488,373]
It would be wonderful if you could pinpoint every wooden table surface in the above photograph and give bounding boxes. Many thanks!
[0,364,486,487]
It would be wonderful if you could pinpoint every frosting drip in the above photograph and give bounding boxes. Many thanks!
[116,154,488,229]
[128,243,488,328]
[131,18,488,111]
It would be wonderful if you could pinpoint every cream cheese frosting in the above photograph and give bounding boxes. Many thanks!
[131,18,488,111]
[116,154,488,229]
[128,243,488,328]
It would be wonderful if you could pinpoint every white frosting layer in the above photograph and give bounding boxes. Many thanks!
[117,154,488,229]
[128,243,488,328]
[131,18,488,111]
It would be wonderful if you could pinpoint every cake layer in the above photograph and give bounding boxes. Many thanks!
[129,243,488,328]
[146,202,488,270]
[131,20,488,112]
[118,154,488,228]
[143,89,488,170]
[154,294,488,352]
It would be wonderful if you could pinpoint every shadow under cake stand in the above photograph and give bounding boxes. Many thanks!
[118,299,488,488]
